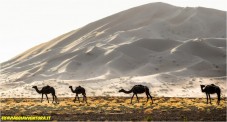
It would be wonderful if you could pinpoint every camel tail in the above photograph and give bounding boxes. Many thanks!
[52,89,59,103]
[145,87,151,95]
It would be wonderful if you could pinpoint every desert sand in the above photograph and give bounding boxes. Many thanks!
[0,2,226,98]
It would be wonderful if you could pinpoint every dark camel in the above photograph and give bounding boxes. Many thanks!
[119,85,153,104]
[200,84,221,105]
[69,86,87,103]
[32,85,58,103]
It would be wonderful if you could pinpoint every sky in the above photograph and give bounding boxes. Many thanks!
[0,0,226,63]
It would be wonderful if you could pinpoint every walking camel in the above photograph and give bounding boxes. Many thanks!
[32,85,58,103]
[200,84,221,105]
[119,85,153,104]
[69,86,87,103]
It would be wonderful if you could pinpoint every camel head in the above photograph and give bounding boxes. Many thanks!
[32,86,42,94]
[119,89,124,92]
[69,86,72,88]
[200,85,206,92]
[200,85,205,88]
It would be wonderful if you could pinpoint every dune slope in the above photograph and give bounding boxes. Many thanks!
[0,2,226,97]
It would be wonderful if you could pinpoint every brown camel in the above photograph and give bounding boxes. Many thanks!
[69,86,87,103]
[119,85,153,104]
[32,85,58,103]
[200,84,221,105]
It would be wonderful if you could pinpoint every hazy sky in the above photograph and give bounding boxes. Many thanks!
[0,0,226,63]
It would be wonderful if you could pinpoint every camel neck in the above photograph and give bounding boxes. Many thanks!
[122,89,133,94]
[70,87,75,93]
[34,87,41,94]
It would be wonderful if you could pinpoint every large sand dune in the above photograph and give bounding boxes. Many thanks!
[0,2,226,98]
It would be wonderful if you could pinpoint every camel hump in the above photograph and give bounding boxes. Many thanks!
[76,86,83,89]
[136,85,144,87]
[44,85,51,89]
[138,84,148,88]
[211,84,216,86]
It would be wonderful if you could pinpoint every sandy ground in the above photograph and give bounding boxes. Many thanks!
[0,97,226,121]
[0,76,226,98]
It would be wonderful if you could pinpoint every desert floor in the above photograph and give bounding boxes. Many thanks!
[0,97,226,121]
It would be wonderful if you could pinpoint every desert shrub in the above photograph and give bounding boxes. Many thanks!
[145,116,152,121]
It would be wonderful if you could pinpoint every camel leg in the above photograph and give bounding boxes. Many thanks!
[78,96,80,103]
[76,94,80,103]
[73,94,77,103]
[54,95,58,103]
[83,94,87,103]
[217,92,220,105]
[41,94,44,103]
[52,94,55,103]
[148,94,153,104]
[135,94,139,103]
[131,94,135,104]
[208,94,212,104]
[45,94,49,103]
[82,94,87,103]
[146,94,149,102]
[206,93,208,104]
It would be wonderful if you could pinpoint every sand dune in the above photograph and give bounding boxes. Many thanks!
[0,2,226,97]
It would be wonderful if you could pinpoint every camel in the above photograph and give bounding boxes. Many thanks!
[32,85,58,103]
[69,86,87,103]
[200,84,221,105]
[119,85,153,104]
